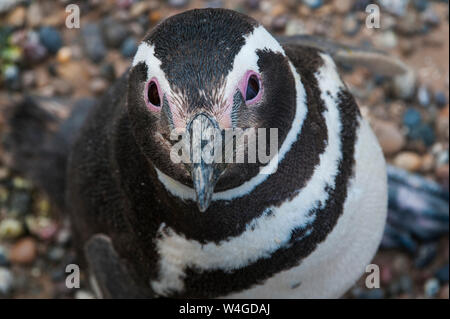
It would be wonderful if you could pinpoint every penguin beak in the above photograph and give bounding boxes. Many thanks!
[187,113,225,212]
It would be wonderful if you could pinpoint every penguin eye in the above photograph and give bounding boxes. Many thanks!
[246,75,260,101]
[145,78,162,111]
[241,71,262,105]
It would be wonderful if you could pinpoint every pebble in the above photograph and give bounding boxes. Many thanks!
[378,0,410,16]
[168,0,189,8]
[413,0,429,12]
[26,2,42,28]
[100,62,116,82]
[440,284,449,299]
[371,120,405,155]
[435,264,449,283]
[38,27,63,54]
[3,64,21,91]
[285,20,308,36]
[393,152,423,172]
[148,10,162,25]
[82,23,107,63]
[424,278,440,298]
[422,7,440,26]
[396,10,421,35]
[414,243,438,268]
[102,18,129,48]
[0,267,14,295]
[0,218,24,240]
[403,108,422,128]
[25,216,58,241]
[6,5,26,26]
[75,290,96,299]
[333,0,352,14]
[302,0,323,10]
[435,92,448,108]
[245,0,260,10]
[130,1,150,17]
[398,275,413,294]
[0,246,9,267]
[47,247,65,262]
[374,31,398,49]
[342,14,360,36]
[408,124,436,146]
[392,71,416,99]
[120,37,138,58]
[417,85,431,107]
[56,47,72,64]
[271,15,288,32]
[56,228,72,246]
[9,237,37,265]
[90,77,109,94]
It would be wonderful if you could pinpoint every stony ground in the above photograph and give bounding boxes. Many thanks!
[0,0,448,299]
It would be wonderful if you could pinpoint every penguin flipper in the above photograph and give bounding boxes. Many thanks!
[277,34,412,77]
[4,96,95,210]
[84,234,148,299]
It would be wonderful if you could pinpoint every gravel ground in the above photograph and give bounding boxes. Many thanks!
[0,0,448,299]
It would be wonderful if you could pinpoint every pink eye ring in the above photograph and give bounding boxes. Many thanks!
[145,77,162,111]
[239,70,263,105]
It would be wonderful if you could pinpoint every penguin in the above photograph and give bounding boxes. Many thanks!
[6,8,388,298]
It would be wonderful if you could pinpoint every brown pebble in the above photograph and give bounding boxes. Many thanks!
[10,237,38,265]
[371,120,405,156]
[393,152,423,172]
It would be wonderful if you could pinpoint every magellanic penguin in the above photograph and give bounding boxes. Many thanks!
[8,9,388,298]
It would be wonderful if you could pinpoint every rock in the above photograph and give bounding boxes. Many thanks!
[100,63,116,82]
[399,39,415,56]
[130,1,150,17]
[9,237,37,265]
[436,107,449,139]
[435,164,449,189]
[414,243,438,268]
[333,0,352,14]
[75,290,96,299]
[342,14,360,36]
[56,47,72,64]
[285,19,307,36]
[374,31,398,49]
[413,0,429,12]
[168,0,189,8]
[424,278,440,298]
[435,92,448,108]
[245,0,260,10]
[392,71,416,99]
[271,15,288,32]
[435,264,449,283]
[120,37,138,58]
[6,6,26,26]
[378,0,410,16]
[417,85,431,107]
[56,229,72,246]
[38,27,63,54]
[148,10,162,25]
[47,247,65,262]
[26,2,43,28]
[396,10,421,35]
[408,124,436,146]
[371,120,405,155]
[403,108,422,128]
[0,267,14,295]
[302,0,323,10]
[0,246,9,267]
[440,284,449,299]
[0,218,24,240]
[101,18,129,48]
[420,153,435,172]
[393,152,423,172]
[53,79,73,95]
[204,0,223,8]
[90,78,108,95]
[23,32,48,64]
[25,216,58,241]
[82,23,107,63]
[3,64,21,91]
[422,7,440,26]
[398,275,413,294]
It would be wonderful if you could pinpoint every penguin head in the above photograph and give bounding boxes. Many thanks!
[127,9,297,212]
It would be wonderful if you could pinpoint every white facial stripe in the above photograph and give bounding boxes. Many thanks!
[223,25,286,99]
[132,42,172,96]
[150,54,346,296]
[155,58,308,202]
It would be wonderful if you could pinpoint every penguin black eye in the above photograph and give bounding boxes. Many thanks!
[246,75,260,101]
[147,80,161,107]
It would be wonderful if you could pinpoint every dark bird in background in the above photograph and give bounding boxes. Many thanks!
[5,9,448,298]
